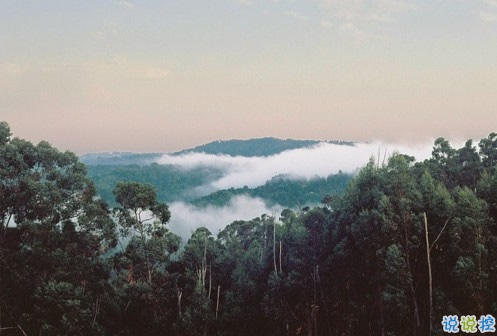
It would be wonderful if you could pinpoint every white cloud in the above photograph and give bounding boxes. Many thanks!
[169,196,283,240]
[479,10,497,21]
[143,68,171,80]
[117,1,133,9]
[314,0,414,41]
[0,63,24,76]
[80,57,172,81]
[87,87,114,101]
[160,141,436,239]
[318,0,414,23]
[238,0,254,5]
[285,11,310,21]
[338,22,368,39]
[157,141,434,190]
[479,0,497,22]
[483,0,497,8]
[320,19,334,28]
[337,22,387,41]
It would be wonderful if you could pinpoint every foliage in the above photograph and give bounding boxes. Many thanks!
[2,120,497,335]
[88,163,224,205]
[175,137,354,157]
[191,172,351,208]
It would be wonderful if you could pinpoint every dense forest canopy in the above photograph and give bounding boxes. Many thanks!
[84,138,356,209]
[173,138,354,157]
[1,121,497,335]
[79,138,355,166]
[87,163,351,208]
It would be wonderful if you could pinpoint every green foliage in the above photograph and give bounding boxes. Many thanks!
[192,172,351,208]
[3,121,497,336]
[176,137,354,157]
[88,163,224,205]
[0,122,116,335]
[111,181,180,334]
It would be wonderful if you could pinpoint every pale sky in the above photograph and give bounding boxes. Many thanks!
[1,0,496,154]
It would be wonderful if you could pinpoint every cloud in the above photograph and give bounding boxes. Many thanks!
[157,141,434,190]
[117,1,133,9]
[320,19,334,28]
[163,140,437,240]
[87,87,114,101]
[478,0,497,23]
[285,11,310,21]
[238,0,254,5]
[168,195,283,240]
[143,68,171,80]
[315,0,414,41]
[479,10,497,21]
[318,0,414,22]
[483,0,497,8]
[338,22,378,40]
[80,57,172,82]
[0,63,24,76]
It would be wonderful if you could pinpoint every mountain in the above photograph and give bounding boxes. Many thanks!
[82,137,355,208]
[80,152,162,166]
[174,137,354,157]
[80,137,355,165]
[190,172,351,208]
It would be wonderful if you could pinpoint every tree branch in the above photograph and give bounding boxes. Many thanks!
[430,217,450,251]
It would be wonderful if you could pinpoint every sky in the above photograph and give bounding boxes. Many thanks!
[1,0,497,155]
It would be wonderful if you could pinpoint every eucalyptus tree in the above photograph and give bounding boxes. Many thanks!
[176,227,219,335]
[111,181,180,334]
[0,122,117,335]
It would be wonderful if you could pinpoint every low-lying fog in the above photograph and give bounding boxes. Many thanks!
[159,141,436,241]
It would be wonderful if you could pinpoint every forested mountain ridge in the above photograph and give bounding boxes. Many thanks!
[87,163,351,208]
[174,137,354,157]
[84,137,356,208]
[80,137,355,165]
[87,163,225,205]
[190,172,351,208]
[2,121,497,335]
[79,152,162,166]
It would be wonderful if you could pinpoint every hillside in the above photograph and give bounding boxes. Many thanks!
[80,137,355,165]
[191,172,351,208]
[174,137,354,157]
[84,137,356,208]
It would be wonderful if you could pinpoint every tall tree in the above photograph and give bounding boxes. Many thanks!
[0,122,117,335]
[111,181,180,335]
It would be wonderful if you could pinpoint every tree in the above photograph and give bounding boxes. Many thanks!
[112,181,180,334]
[0,121,117,335]
[479,132,497,171]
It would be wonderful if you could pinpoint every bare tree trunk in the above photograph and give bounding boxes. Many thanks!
[273,222,278,274]
[263,220,268,261]
[424,213,432,336]
[147,267,152,284]
[316,266,332,336]
[403,224,420,333]
[279,240,283,274]
[16,324,28,336]
[208,263,212,300]
[203,236,207,287]
[216,285,221,320]
[378,283,385,336]
[92,295,101,327]
[177,287,183,318]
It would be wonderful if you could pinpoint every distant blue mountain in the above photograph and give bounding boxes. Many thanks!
[80,152,162,166]
[80,137,354,165]
[174,137,349,157]
[82,137,355,208]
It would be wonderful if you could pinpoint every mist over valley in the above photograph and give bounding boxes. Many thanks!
[83,137,435,238]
